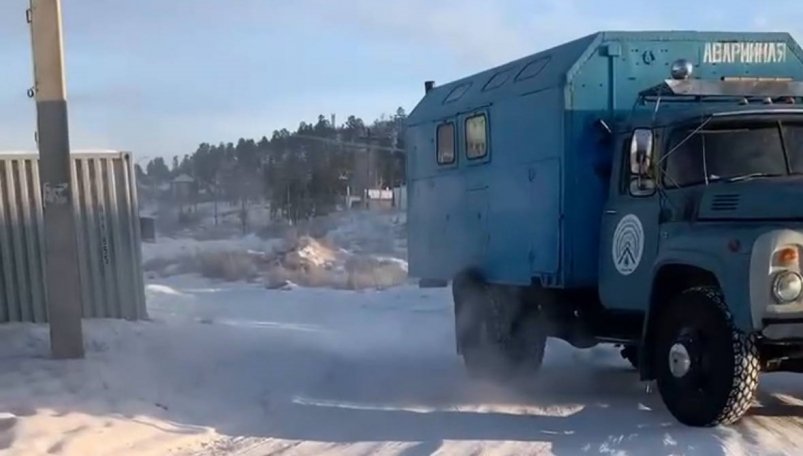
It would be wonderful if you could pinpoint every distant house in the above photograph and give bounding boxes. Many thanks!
[365,188,393,211]
[171,174,196,201]
[173,173,194,184]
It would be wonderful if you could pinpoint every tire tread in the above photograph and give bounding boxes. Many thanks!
[683,286,760,426]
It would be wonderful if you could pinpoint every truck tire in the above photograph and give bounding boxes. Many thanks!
[453,273,546,381]
[653,286,760,427]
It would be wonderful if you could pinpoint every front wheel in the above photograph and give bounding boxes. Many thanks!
[654,286,760,427]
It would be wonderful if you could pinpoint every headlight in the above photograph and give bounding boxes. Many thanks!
[772,271,803,303]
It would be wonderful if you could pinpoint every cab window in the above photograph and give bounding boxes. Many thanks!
[664,120,787,187]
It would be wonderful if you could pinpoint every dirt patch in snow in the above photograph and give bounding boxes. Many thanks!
[143,234,408,291]
[141,210,409,290]
[263,236,408,290]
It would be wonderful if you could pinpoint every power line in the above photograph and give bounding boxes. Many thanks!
[292,134,405,153]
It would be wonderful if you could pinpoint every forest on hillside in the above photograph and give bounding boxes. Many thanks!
[137,108,407,223]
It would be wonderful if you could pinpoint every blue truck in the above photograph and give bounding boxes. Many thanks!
[405,31,803,427]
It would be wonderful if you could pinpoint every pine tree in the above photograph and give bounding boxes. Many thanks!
[161,108,408,222]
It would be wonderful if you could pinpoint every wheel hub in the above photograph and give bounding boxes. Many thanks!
[669,342,692,378]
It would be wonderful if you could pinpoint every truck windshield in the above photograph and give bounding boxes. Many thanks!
[663,119,803,187]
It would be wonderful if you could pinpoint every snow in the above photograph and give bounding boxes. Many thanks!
[324,210,407,257]
[0,149,123,156]
[0,151,37,157]
[142,210,409,291]
[141,234,280,264]
[2,211,803,455]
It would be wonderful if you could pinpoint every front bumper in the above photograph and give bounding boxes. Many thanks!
[762,318,803,341]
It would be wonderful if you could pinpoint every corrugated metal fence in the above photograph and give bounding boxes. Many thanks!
[0,151,146,323]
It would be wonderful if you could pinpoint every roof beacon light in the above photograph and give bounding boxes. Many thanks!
[670,59,694,80]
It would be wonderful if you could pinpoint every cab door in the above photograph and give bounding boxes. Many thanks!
[598,129,663,312]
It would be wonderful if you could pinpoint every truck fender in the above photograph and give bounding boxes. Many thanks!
[637,253,727,381]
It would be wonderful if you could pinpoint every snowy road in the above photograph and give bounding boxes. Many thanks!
[2,275,803,455]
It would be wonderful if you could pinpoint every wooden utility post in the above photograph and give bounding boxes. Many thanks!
[28,0,85,358]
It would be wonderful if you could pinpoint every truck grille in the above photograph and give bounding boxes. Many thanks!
[710,194,741,212]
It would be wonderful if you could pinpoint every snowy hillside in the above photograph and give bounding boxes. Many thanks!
[1,210,803,455]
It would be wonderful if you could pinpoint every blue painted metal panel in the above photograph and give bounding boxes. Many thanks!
[406,30,803,289]
[407,33,597,128]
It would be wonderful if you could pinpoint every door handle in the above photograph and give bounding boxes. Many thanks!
[604,209,617,215]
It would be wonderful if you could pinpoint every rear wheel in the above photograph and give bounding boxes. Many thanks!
[453,273,546,381]
[654,286,760,427]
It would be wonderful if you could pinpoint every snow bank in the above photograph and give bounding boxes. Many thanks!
[0,319,220,456]
[141,234,277,264]
[142,210,410,291]
[324,210,407,257]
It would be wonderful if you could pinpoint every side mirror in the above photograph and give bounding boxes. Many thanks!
[629,129,653,176]
[629,129,656,196]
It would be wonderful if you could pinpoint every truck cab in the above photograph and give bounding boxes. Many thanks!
[405,31,803,427]
[601,78,803,425]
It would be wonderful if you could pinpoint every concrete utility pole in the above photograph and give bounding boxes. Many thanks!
[28,0,85,358]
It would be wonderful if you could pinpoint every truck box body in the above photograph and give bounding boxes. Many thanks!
[405,31,803,289]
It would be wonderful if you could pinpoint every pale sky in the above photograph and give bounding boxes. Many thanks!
[1,0,803,161]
